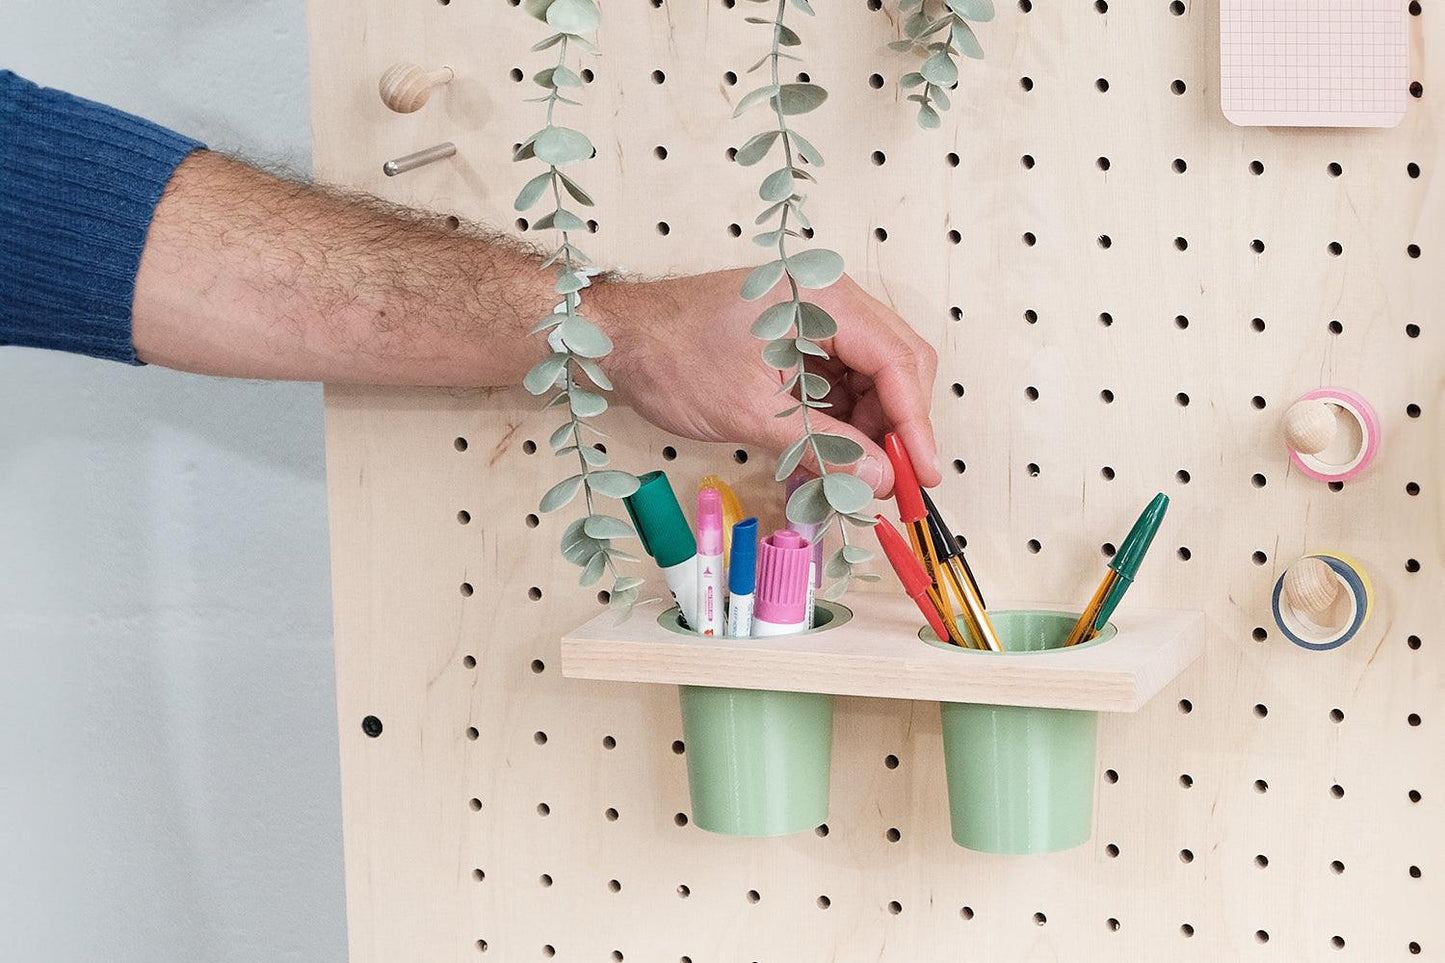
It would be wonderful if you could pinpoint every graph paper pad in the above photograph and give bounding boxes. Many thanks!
[1221,0,1408,128]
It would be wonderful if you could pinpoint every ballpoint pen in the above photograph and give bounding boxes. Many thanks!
[921,489,985,607]
[1064,493,1170,646]
[875,515,954,643]
[882,433,969,647]
[696,488,725,636]
[921,490,1001,652]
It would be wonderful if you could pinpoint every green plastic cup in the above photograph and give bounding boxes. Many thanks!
[923,609,1118,854]
[667,602,850,837]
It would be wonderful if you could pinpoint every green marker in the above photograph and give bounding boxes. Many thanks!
[623,471,700,629]
[1093,493,1169,632]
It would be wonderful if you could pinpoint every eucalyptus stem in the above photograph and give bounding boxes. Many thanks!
[891,0,993,128]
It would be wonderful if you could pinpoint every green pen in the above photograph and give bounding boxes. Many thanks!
[1092,492,1170,634]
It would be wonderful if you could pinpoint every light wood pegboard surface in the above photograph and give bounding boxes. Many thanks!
[309,0,1444,960]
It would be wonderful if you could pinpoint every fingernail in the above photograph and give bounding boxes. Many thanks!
[857,457,884,492]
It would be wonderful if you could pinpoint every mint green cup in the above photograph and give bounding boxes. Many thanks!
[923,609,1117,854]
[668,601,850,837]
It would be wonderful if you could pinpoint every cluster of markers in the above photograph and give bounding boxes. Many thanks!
[622,471,825,639]
[621,431,1170,648]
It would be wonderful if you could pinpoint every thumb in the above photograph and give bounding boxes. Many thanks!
[749,407,894,498]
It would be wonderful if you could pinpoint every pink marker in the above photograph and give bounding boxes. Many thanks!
[752,529,813,637]
[696,488,724,636]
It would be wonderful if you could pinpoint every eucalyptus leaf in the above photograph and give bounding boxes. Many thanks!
[822,580,852,601]
[552,65,584,88]
[524,353,568,395]
[904,10,930,38]
[556,271,588,294]
[741,259,786,300]
[743,15,770,22]
[750,301,798,339]
[559,316,612,358]
[754,200,788,225]
[824,547,851,578]
[586,470,641,498]
[814,432,865,466]
[801,371,831,398]
[775,436,808,481]
[513,139,537,161]
[918,104,942,129]
[613,575,646,593]
[576,357,612,391]
[900,71,927,89]
[843,544,874,564]
[579,550,608,586]
[545,0,600,33]
[776,23,801,46]
[551,209,587,232]
[753,228,784,247]
[557,170,594,205]
[515,172,553,211]
[736,130,780,167]
[786,477,832,525]
[609,588,639,617]
[762,338,801,370]
[789,130,824,166]
[584,514,635,539]
[776,83,828,115]
[951,19,985,58]
[533,67,559,90]
[777,371,802,393]
[532,211,558,231]
[531,32,565,51]
[549,421,575,450]
[921,50,959,86]
[786,248,845,289]
[540,474,584,513]
[797,302,837,339]
[775,404,803,417]
[946,0,995,20]
[522,0,555,22]
[888,39,916,52]
[823,471,874,514]
[796,338,829,358]
[932,85,952,111]
[789,0,815,14]
[534,126,594,165]
[900,0,923,10]
[732,85,778,118]
[569,387,608,417]
[579,444,609,466]
[759,166,797,202]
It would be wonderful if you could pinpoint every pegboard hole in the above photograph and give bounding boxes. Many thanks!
[1408,162,1421,178]
[1331,860,1345,874]
[1174,314,1189,329]
[1407,559,1422,573]
[1026,539,1042,554]
[1328,162,1343,177]
[1328,319,1344,335]
[508,68,523,82]
[671,739,685,754]
[608,879,622,893]
[1023,232,1037,247]
[1174,237,1189,251]
[1098,234,1113,249]
[885,754,900,769]
[476,940,487,953]
[469,798,483,811]
[473,868,485,882]
[1255,854,1269,868]
[1179,698,1193,713]
[1099,311,1114,327]
[952,460,966,474]
[460,582,474,597]
[661,445,678,461]
[889,901,904,916]
[952,383,966,397]
[602,735,616,749]
[526,511,541,528]
[530,659,546,674]
[1019,0,1032,9]
[650,69,665,84]
[817,895,831,909]
[1251,551,1267,566]
[1329,240,1343,256]
[1101,542,1116,557]
[726,223,742,238]
[533,730,548,745]
[1107,918,1121,932]
[444,215,461,230]
[1408,712,1422,726]
[1095,0,1108,11]
[1250,238,1265,253]
[1021,154,1035,169]
[362,715,383,738]
[1095,78,1110,93]
[1104,768,1119,784]
[1252,626,1268,642]
[454,437,469,452]
[1256,931,1270,944]
[1028,462,1042,477]
[1408,634,1422,650]
[1105,843,1120,857]
[543,946,556,958]
[1254,778,1269,793]
[1179,849,1194,863]
[1250,159,1265,175]
[1406,323,1421,338]
[1097,156,1111,171]
[654,145,670,160]
[463,655,476,668]
[1251,316,1267,332]
[1177,469,1192,484]
[677,884,690,898]
[674,812,688,826]
[1177,546,1192,561]
[1025,385,1040,401]
[746,890,761,904]
[539,873,553,887]
[1101,466,1116,481]
[950,306,964,321]
[815,823,830,837]
[733,449,749,464]
[1173,158,1188,173]
[1332,936,1345,950]
[1411,865,1423,878]
[604,807,619,821]
[1330,784,1345,799]
[1253,703,1268,718]
[1410,81,1424,98]
[946,151,961,167]
[874,227,889,242]
[1407,403,1423,419]
[1020,76,1034,91]
[656,222,670,236]
[1024,308,1038,324]
[528,587,543,601]
[1330,708,1345,723]
[457,510,471,525]
[961,906,975,920]
[1181,923,1195,937]
[1180,774,1194,788]
[1171,79,1186,95]
[722,71,737,87]
[871,150,887,166]
[947,229,962,245]
[868,72,884,89]
[1033,911,1047,925]
[1100,389,1115,404]
[886,827,902,843]
[466,726,479,741]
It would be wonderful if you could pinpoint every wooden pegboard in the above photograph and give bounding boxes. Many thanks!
[310,0,1444,959]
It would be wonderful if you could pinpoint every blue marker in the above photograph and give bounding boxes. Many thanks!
[725,518,759,638]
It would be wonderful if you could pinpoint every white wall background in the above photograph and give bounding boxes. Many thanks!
[0,3,346,961]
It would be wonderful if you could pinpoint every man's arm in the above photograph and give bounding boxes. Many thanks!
[134,150,555,387]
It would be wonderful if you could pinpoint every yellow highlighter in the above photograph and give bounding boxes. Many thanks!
[698,474,745,567]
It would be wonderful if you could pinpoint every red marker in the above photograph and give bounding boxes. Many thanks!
[874,515,953,643]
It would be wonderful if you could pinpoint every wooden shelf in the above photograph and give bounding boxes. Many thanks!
[561,593,1205,712]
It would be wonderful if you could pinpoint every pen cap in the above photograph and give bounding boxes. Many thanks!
[622,471,697,568]
[697,488,724,555]
[883,433,927,523]
[873,515,933,598]
[754,529,811,625]
[920,489,960,560]
[1108,492,1169,582]
[728,518,759,594]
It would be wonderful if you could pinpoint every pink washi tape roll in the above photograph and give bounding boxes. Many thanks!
[1282,388,1381,483]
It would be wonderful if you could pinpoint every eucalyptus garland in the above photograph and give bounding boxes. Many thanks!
[734,0,880,600]
[890,0,993,128]
[515,0,645,614]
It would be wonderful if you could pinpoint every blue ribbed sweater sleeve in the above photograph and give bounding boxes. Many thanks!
[0,70,203,364]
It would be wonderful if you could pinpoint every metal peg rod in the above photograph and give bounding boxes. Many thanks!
[382,142,457,177]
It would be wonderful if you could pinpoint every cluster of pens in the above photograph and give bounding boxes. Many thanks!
[622,470,825,640]
[876,432,1171,649]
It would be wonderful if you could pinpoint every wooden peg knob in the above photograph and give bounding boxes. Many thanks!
[1283,557,1339,615]
[379,62,454,113]
[1283,398,1336,455]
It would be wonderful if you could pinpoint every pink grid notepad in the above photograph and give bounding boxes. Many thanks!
[1220,0,1409,128]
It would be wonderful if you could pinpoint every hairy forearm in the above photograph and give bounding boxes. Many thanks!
[132,150,560,385]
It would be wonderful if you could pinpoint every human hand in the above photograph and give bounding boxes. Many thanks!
[591,268,940,496]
